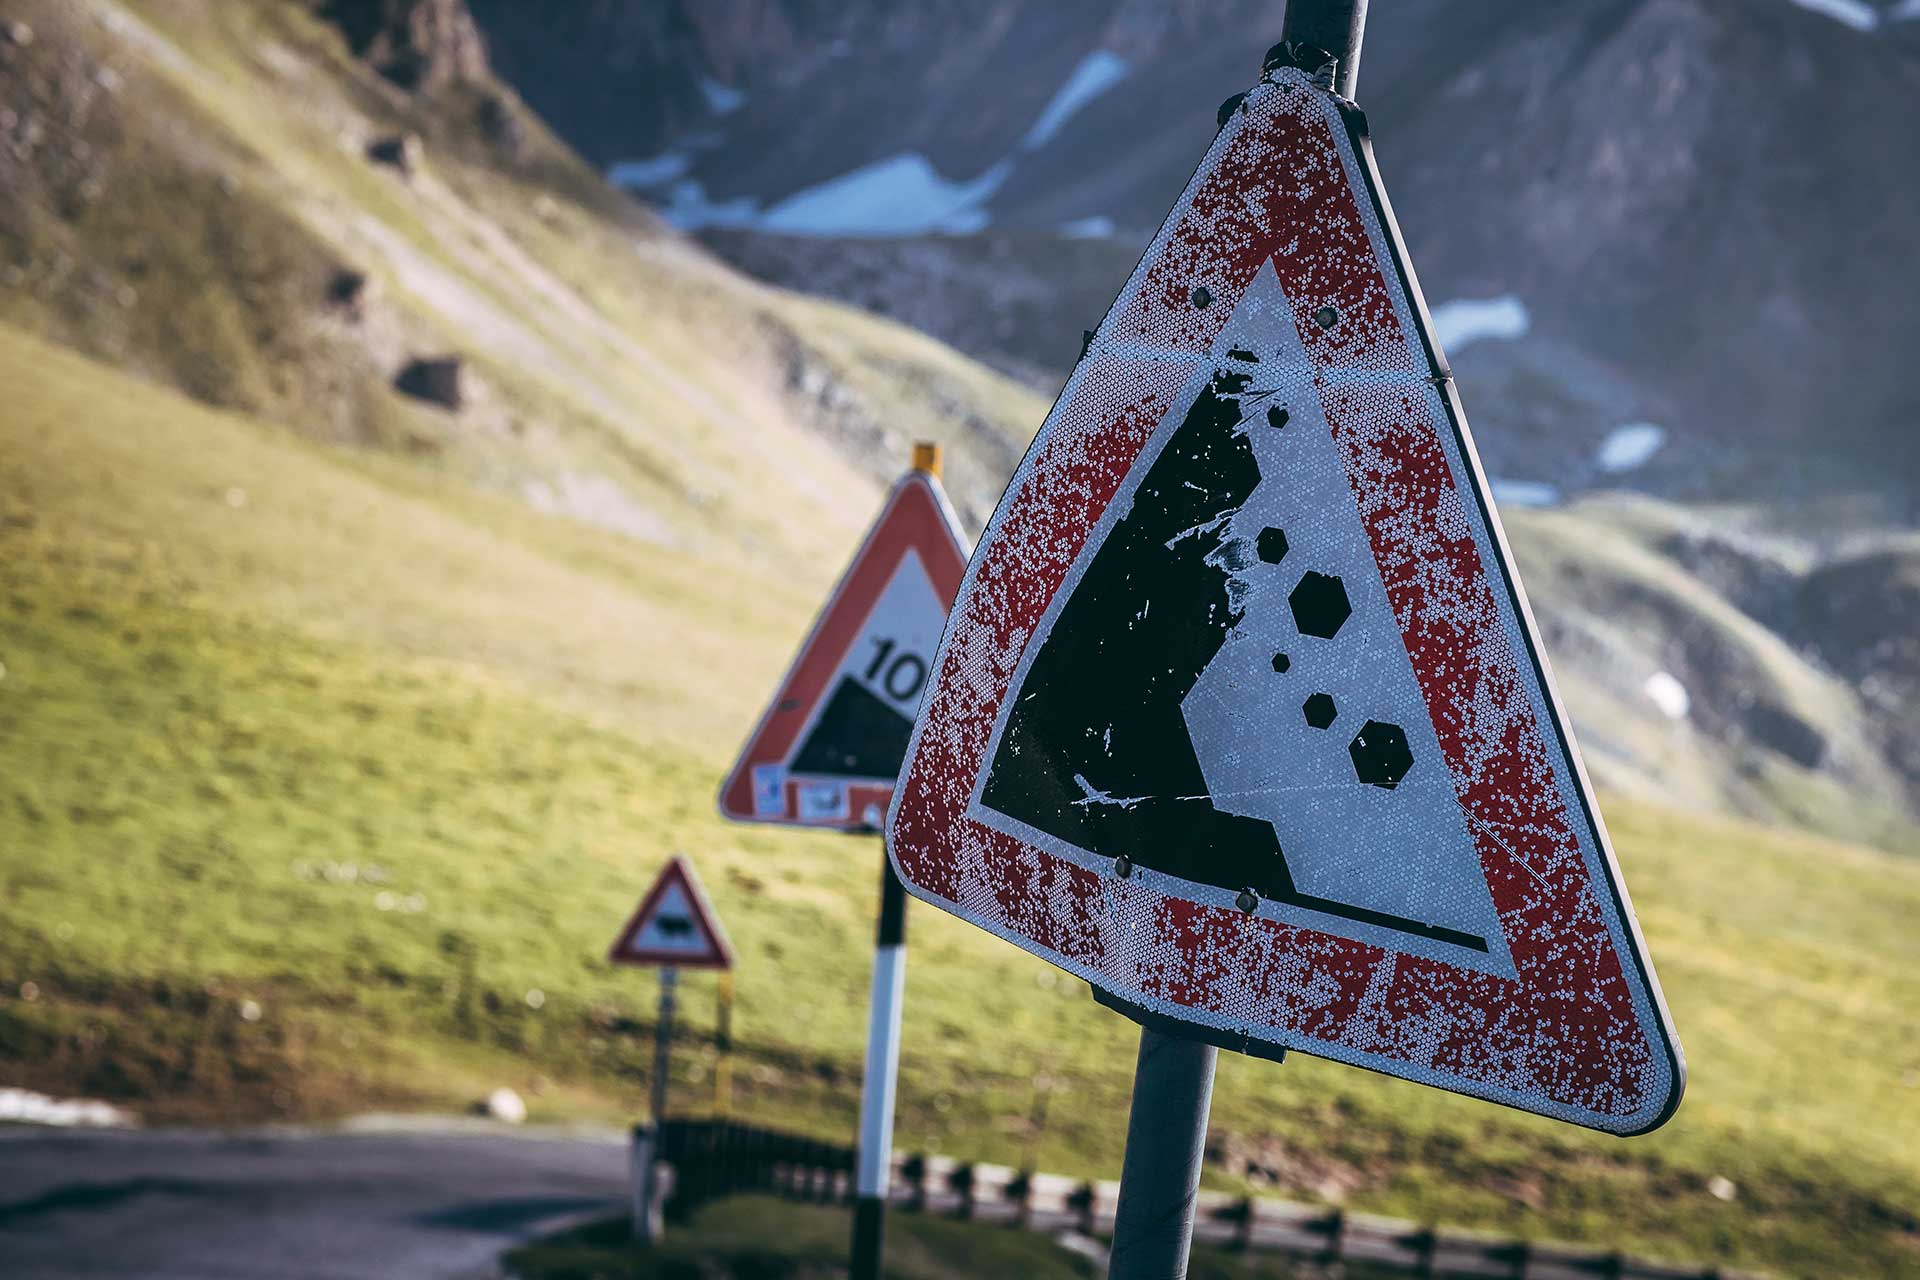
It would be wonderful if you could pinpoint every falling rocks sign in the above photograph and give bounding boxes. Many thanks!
[886,63,1683,1135]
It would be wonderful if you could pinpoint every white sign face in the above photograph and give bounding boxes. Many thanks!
[622,881,716,958]
[718,472,969,829]
[970,261,1513,980]
[786,549,946,783]
[888,61,1683,1136]
[608,857,733,970]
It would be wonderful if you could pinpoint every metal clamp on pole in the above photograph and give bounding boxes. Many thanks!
[1275,0,1368,98]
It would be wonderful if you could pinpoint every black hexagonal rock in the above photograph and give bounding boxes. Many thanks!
[1349,720,1413,789]
[1288,571,1351,639]
[1302,692,1336,729]
[1256,527,1289,564]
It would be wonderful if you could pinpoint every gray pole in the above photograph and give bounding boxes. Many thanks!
[633,966,678,1243]
[1280,0,1368,98]
[1107,1027,1219,1280]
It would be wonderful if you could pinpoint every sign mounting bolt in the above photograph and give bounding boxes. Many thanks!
[1314,305,1340,330]
[1235,889,1259,914]
[1114,855,1133,879]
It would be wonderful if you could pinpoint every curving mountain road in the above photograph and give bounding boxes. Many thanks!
[0,1121,629,1279]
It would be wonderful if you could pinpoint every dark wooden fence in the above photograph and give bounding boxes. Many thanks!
[655,1119,1764,1280]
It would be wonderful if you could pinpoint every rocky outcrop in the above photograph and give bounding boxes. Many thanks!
[395,355,467,409]
[324,0,488,92]
[365,131,423,175]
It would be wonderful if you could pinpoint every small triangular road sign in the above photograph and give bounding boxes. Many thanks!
[719,467,968,831]
[609,856,734,970]
[888,60,1682,1134]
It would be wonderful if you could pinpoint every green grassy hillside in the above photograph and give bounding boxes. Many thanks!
[3,328,1918,1278]
[0,0,1045,557]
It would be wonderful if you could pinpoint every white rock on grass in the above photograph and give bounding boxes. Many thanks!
[0,1087,137,1128]
[485,1087,527,1124]
[1644,670,1692,721]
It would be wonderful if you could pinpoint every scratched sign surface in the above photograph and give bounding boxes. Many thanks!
[886,65,1683,1134]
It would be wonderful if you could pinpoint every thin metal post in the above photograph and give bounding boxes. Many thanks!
[634,966,678,1243]
[714,972,734,1116]
[1108,1027,1219,1280]
[1280,0,1369,98]
[850,849,909,1280]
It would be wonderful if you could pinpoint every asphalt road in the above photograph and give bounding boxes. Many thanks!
[0,1121,631,1279]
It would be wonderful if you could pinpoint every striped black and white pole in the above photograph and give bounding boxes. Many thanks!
[850,851,908,1280]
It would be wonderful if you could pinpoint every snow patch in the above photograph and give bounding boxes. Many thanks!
[1489,478,1562,508]
[1061,215,1116,239]
[608,152,691,190]
[1597,422,1667,473]
[633,49,1129,239]
[1785,0,1879,30]
[759,154,1011,237]
[656,178,761,231]
[699,76,746,116]
[1644,671,1692,721]
[1430,295,1530,351]
[1022,51,1130,150]
[0,1087,138,1128]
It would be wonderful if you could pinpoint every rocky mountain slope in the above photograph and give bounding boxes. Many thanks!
[0,0,1047,560]
[460,0,1920,851]
[475,0,1920,506]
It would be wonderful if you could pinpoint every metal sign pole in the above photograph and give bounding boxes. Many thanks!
[1107,20,1359,1271]
[1107,1028,1220,1280]
[850,848,909,1280]
[634,965,678,1244]
[849,439,944,1279]
[714,972,734,1117]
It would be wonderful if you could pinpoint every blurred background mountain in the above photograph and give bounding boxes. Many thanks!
[466,0,1920,848]
[2,3,1917,1275]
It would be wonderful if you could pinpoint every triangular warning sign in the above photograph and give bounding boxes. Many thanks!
[887,60,1682,1134]
[719,468,968,830]
[609,856,734,970]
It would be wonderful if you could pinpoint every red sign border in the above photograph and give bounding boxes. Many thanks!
[717,470,969,830]
[608,855,735,970]
[887,70,1683,1135]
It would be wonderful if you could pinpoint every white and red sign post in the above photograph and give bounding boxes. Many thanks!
[608,856,734,1243]
[718,444,969,1280]
[887,12,1682,1278]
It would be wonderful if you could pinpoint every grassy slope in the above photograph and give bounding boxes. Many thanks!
[3,330,1919,1278]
